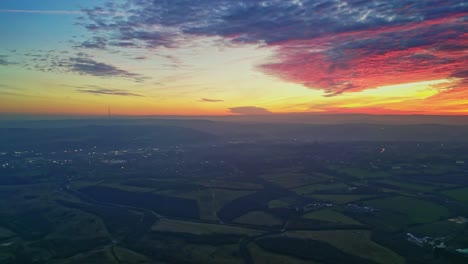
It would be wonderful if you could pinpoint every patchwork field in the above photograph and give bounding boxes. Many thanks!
[1,139,467,264]
[363,196,451,224]
[286,230,405,264]
[152,219,264,236]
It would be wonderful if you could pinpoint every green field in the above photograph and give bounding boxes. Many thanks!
[104,182,157,193]
[141,233,245,264]
[59,247,158,264]
[268,199,293,208]
[260,172,326,189]
[112,247,157,264]
[408,220,465,237]
[248,243,320,264]
[293,183,348,195]
[364,196,451,224]
[233,211,283,227]
[152,219,264,236]
[303,209,362,225]
[182,244,244,264]
[196,180,263,190]
[286,230,404,264]
[442,188,468,203]
[0,227,15,240]
[338,168,390,179]
[59,248,117,264]
[307,194,374,204]
[377,180,436,192]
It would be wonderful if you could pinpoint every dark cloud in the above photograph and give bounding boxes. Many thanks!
[118,30,177,48]
[229,106,272,115]
[0,55,15,66]
[76,0,467,95]
[199,98,224,103]
[22,51,147,82]
[81,0,465,47]
[77,87,143,97]
[451,70,468,78]
[68,57,137,78]
[76,36,108,49]
[260,14,467,95]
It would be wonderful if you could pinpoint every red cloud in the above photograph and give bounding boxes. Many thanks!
[260,14,467,96]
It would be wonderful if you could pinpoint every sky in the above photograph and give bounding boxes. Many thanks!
[0,0,467,116]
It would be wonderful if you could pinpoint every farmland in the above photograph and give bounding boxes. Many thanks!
[286,230,405,264]
[442,188,468,203]
[303,208,362,225]
[363,196,451,224]
[0,123,467,264]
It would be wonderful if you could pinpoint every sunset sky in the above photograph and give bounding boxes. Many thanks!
[0,0,466,116]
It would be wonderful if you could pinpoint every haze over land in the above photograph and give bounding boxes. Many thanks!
[2,114,468,127]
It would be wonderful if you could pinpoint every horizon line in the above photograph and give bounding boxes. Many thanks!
[1,113,468,117]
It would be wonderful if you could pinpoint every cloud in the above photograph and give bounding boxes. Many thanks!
[229,106,272,115]
[48,53,146,82]
[0,55,15,66]
[77,87,143,97]
[260,14,467,95]
[0,58,10,65]
[451,70,468,79]
[0,9,85,15]
[199,98,224,103]
[75,37,108,49]
[21,51,147,82]
[80,1,465,45]
[76,0,466,97]
[63,84,144,97]
[68,57,132,77]
[0,9,123,15]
